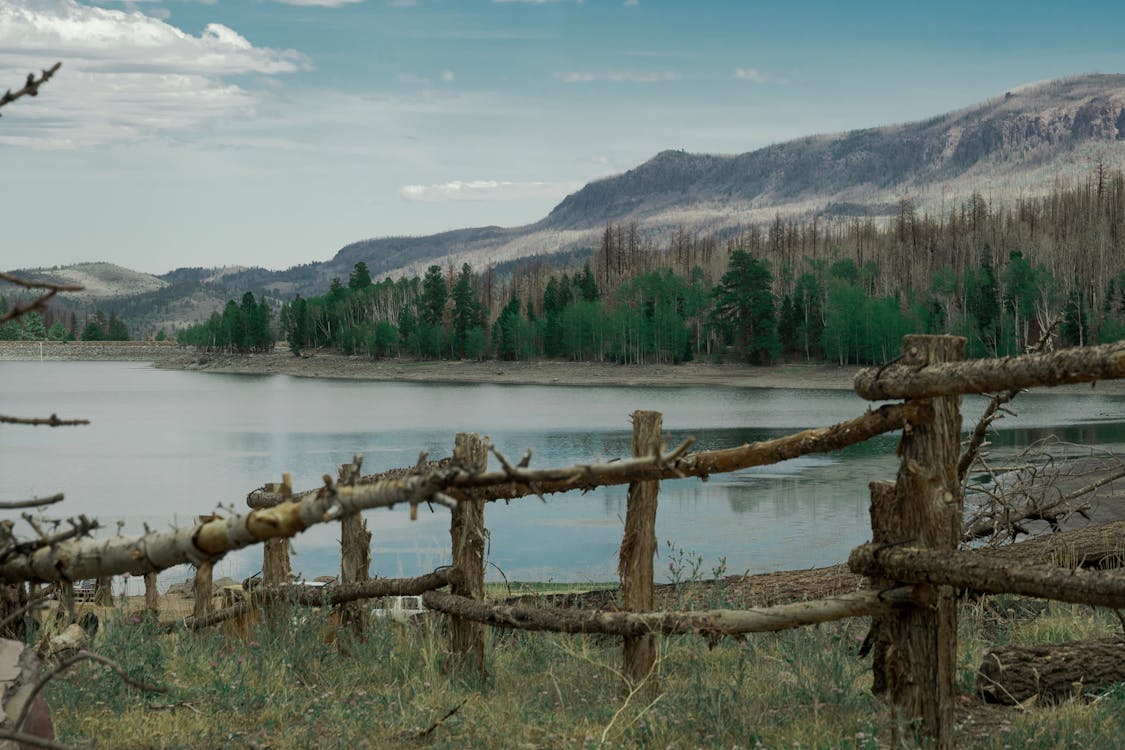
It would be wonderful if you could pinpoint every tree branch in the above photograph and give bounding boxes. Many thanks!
[0,64,62,114]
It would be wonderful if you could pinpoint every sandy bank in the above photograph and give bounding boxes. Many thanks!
[151,349,864,390]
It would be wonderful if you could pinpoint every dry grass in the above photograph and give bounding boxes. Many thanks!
[43,589,1125,749]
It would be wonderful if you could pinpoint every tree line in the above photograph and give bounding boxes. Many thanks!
[0,302,132,342]
[176,292,274,352]
[180,168,1125,365]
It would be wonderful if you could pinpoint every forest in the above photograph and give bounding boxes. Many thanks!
[178,169,1125,366]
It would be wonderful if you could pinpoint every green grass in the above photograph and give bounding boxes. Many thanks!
[43,595,1125,749]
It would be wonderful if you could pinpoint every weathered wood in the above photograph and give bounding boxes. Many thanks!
[261,474,292,587]
[192,560,213,621]
[337,457,371,630]
[979,519,1125,569]
[468,402,932,501]
[882,334,964,749]
[423,588,912,637]
[867,480,898,697]
[449,433,487,676]
[854,340,1125,400]
[184,569,455,630]
[620,410,661,694]
[144,572,158,613]
[850,543,1125,609]
[977,638,1125,705]
[0,639,55,747]
[92,576,113,607]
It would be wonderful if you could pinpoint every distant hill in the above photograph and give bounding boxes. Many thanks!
[11,73,1125,329]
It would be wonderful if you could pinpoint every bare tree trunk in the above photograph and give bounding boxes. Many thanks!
[337,456,371,631]
[144,572,158,614]
[261,475,293,587]
[449,433,488,676]
[93,576,113,607]
[620,410,661,695]
[193,560,214,621]
[879,335,964,749]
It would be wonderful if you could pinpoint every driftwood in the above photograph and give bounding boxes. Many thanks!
[423,588,913,638]
[977,638,1125,705]
[183,569,455,630]
[854,340,1125,400]
[850,543,1125,609]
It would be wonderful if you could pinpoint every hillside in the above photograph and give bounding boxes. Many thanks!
[11,73,1125,329]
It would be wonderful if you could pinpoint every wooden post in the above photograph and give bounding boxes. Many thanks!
[875,335,964,748]
[262,474,294,587]
[338,455,371,630]
[193,560,214,621]
[144,572,159,614]
[620,410,662,694]
[449,433,488,676]
[57,582,74,625]
[93,576,113,607]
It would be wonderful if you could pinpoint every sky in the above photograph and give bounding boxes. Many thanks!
[3,1,1125,275]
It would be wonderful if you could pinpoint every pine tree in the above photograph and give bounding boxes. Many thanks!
[709,250,780,364]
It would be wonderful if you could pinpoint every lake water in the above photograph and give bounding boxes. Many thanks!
[2,361,1124,591]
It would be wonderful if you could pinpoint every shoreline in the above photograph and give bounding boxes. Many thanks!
[151,349,866,390]
[4,341,1125,394]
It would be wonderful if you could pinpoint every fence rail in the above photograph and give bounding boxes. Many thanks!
[16,334,1125,749]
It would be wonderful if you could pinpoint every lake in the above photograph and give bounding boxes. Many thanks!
[2,361,1124,591]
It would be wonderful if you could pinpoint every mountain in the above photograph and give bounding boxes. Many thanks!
[11,73,1125,330]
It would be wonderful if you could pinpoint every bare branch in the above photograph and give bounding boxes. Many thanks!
[0,64,62,114]
[0,415,89,428]
[0,494,65,511]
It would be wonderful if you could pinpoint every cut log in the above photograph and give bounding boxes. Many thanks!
[977,638,1125,704]
[620,410,661,694]
[448,433,487,676]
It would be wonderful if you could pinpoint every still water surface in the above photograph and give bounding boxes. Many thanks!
[2,361,1123,589]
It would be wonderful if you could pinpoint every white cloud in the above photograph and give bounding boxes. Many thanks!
[555,70,681,83]
[400,179,581,202]
[272,0,365,6]
[441,69,455,83]
[0,0,307,147]
[734,67,785,84]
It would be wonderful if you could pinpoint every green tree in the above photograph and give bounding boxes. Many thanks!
[348,261,373,291]
[47,321,69,341]
[17,311,48,340]
[420,265,447,328]
[451,263,483,358]
[709,250,780,364]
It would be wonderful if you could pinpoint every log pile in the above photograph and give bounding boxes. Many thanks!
[978,638,1125,704]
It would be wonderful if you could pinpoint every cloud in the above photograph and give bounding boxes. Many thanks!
[272,0,365,6]
[399,179,581,202]
[0,0,307,147]
[554,70,681,83]
[734,67,785,84]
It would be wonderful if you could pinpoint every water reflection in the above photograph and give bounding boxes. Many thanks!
[1,362,1122,588]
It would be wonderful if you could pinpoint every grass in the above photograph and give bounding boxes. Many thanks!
[43,592,1125,749]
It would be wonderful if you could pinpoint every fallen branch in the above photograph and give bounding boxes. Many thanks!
[977,638,1125,704]
[0,494,65,511]
[182,569,455,630]
[854,340,1125,400]
[423,588,914,638]
[849,542,1125,609]
[0,415,89,428]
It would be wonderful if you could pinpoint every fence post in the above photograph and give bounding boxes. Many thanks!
[93,576,113,607]
[877,334,964,748]
[193,560,214,621]
[338,455,371,630]
[144,572,159,615]
[261,474,294,586]
[620,410,662,694]
[449,432,488,676]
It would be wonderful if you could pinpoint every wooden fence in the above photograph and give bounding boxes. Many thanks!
[11,335,1125,748]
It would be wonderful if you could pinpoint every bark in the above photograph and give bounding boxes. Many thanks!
[93,576,112,607]
[183,569,454,630]
[854,340,1125,400]
[0,639,54,749]
[337,458,371,630]
[0,466,461,583]
[620,410,661,694]
[978,519,1125,569]
[192,560,213,621]
[423,588,910,638]
[259,475,292,587]
[448,433,487,675]
[880,334,964,749]
[144,573,158,614]
[977,638,1125,705]
[850,543,1125,608]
